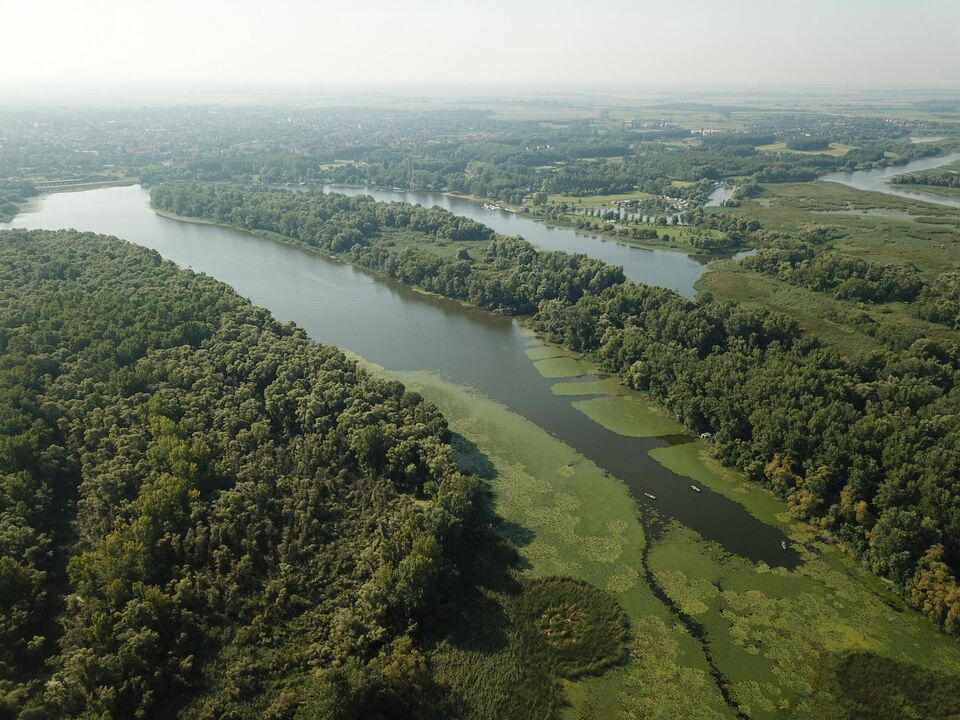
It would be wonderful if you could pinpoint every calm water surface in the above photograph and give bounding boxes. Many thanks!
[820,152,960,210]
[319,184,709,298]
[2,185,798,566]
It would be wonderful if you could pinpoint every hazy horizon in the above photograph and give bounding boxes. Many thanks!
[2,0,959,90]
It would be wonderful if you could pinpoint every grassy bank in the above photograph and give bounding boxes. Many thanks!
[530,342,960,718]
[383,367,732,719]
[700,180,960,355]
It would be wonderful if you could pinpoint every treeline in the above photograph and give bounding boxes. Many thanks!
[785,136,832,151]
[0,180,36,221]
[151,183,625,314]
[153,182,494,242]
[2,229,633,718]
[893,172,960,188]
[532,283,960,637]
[918,272,960,330]
[744,242,925,303]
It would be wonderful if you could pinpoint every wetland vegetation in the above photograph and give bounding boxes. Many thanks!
[151,177,960,646]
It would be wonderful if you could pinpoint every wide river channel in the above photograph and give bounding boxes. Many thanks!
[4,185,799,567]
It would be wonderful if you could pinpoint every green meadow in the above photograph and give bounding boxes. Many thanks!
[700,180,960,355]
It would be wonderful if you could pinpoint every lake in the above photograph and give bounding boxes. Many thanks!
[2,184,798,567]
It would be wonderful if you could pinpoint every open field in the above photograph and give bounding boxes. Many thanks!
[701,179,960,354]
[756,142,853,157]
[547,191,655,206]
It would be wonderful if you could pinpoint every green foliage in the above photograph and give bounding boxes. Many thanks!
[150,183,625,314]
[532,278,960,637]
[784,136,831,152]
[151,180,960,642]
[828,651,960,720]
[918,272,960,329]
[744,240,925,303]
[893,172,960,189]
[0,229,476,717]
[511,577,628,678]
[0,181,36,221]
[0,228,626,719]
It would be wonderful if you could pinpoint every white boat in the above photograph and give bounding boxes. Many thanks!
[690,485,701,492]
[643,492,657,500]
[781,540,788,550]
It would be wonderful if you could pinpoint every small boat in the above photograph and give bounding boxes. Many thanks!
[643,492,657,500]
[781,540,788,550]
[690,485,701,492]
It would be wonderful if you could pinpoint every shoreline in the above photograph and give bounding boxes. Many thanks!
[150,204,515,316]
[318,181,738,258]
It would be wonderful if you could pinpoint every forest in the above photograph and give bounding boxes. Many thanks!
[2,105,952,215]
[0,182,36,222]
[0,229,628,719]
[151,182,960,640]
[919,273,960,330]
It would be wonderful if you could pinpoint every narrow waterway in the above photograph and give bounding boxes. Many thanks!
[318,184,710,297]
[3,184,799,569]
[820,151,960,210]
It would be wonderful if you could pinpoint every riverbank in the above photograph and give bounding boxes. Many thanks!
[1,177,139,222]
[376,354,960,720]
[151,205,498,314]
[315,183,709,297]
[322,181,735,257]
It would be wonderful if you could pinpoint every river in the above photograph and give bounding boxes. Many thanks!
[2,184,798,568]
[820,151,960,210]
[317,184,710,298]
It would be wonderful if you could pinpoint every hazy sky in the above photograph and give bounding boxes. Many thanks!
[1,0,958,88]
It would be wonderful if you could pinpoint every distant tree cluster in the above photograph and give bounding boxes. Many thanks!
[744,242,925,303]
[785,136,832,152]
[893,172,960,189]
[0,180,36,221]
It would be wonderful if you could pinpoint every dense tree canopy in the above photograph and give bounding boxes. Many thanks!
[0,229,628,719]
[744,241,926,303]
